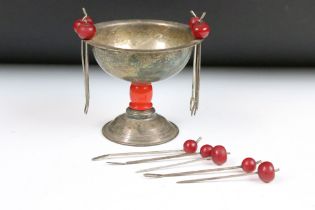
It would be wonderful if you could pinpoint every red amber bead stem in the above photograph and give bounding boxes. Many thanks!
[129,82,153,111]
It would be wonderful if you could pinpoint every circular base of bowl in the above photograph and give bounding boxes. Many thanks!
[102,108,179,146]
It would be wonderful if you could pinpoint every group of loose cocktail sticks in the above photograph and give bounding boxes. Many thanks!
[92,137,279,184]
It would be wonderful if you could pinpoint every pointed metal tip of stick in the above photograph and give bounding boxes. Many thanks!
[106,162,126,165]
[91,155,109,161]
[143,173,163,178]
[136,169,151,173]
[177,177,205,184]
[176,180,194,184]
[84,105,89,114]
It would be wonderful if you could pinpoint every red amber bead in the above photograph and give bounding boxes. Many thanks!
[76,22,96,40]
[129,82,153,111]
[73,16,94,33]
[241,157,257,173]
[192,22,210,39]
[183,140,198,153]
[258,161,275,183]
[211,145,227,165]
[189,17,200,29]
[73,19,82,33]
[200,144,213,158]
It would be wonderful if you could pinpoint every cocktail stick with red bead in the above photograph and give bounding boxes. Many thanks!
[104,138,202,165]
[73,8,96,114]
[92,137,201,161]
[177,161,279,184]
[189,10,210,116]
[137,145,228,173]
[144,157,259,178]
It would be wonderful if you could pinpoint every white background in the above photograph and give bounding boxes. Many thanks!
[1,65,315,210]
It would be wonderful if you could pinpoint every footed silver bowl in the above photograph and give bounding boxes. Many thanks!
[85,19,200,146]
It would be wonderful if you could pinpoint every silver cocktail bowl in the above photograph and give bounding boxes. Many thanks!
[85,19,201,146]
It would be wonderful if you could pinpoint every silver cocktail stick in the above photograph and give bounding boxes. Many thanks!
[138,151,231,173]
[81,39,89,114]
[177,172,257,184]
[107,153,198,165]
[190,44,196,114]
[189,10,206,116]
[177,168,280,184]
[195,42,201,116]
[93,137,202,161]
[92,149,183,161]
[144,160,260,178]
[80,8,90,114]
[136,157,211,173]
[190,40,201,116]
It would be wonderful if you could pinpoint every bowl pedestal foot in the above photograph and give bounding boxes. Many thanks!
[102,108,179,146]
[102,82,178,146]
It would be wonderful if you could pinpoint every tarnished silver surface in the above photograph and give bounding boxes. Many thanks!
[93,47,191,82]
[86,20,200,146]
[102,108,179,146]
[88,20,199,82]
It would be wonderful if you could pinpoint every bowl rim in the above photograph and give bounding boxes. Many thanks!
[86,19,202,53]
